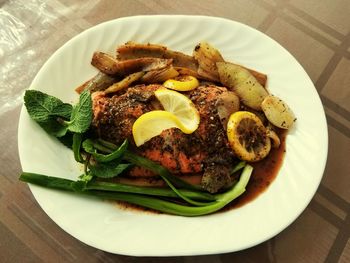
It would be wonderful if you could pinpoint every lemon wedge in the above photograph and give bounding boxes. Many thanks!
[154,88,200,132]
[133,110,192,147]
[227,111,271,162]
[132,89,200,146]
[163,75,199,91]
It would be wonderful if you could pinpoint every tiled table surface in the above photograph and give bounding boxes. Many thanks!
[1,0,350,262]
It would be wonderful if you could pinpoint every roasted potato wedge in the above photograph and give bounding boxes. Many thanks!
[140,66,179,83]
[197,67,220,82]
[217,62,268,110]
[261,95,296,129]
[91,52,172,76]
[117,42,267,84]
[242,66,267,87]
[165,50,199,71]
[117,42,167,60]
[117,42,198,71]
[174,67,202,79]
[75,72,116,94]
[193,42,224,81]
[104,72,145,94]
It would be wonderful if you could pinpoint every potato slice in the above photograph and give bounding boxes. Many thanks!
[261,95,296,129]
[217,62,268,110]
[117,42,198,71]
[104,72,145,94]
[91,52,172,76]
[193,42,224,81]
[174,67,201,79]
[75,72,116,94]
[242,66,267,87]
[140,66,179,83]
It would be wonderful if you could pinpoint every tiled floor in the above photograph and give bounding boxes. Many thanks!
[1,0,350,262]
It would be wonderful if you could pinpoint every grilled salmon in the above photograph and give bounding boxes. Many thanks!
[92,84,238,192]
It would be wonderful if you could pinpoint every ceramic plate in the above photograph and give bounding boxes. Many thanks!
[18,15,328,256]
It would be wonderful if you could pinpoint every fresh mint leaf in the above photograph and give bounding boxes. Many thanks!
[51,104,73,119]
[82,139,128,163]
[90,162,132,178]
[39,120,68,137]
[65,90,92,133]
[24,90,72,137]
[24,90,72,122]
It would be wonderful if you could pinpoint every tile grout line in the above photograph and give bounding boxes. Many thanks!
[315,53,343,92]
[318,33,350,94]
[255,0,287,32]
[318,185,350,213]
[322,27,350,260]
[253,0,282,12]
[326,114,350,139]
[322,95,350,125]
[280,12,339,51]
[315,193,347,220]
[258,12,280,33]
[285,3,345,42]
[325,213,350,262]
[310,190,350,263]
[309,199,344,229]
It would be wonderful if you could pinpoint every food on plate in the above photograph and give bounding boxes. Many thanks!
[104,72,145,94]
[20,41,296,216]
[261,95,296,129]
[193,42,224,82]
[227,111,271,162]
[132,107,198,147]
[92,52,172,75]
[266,124,281,148]
[163,75,199,91]
[217,62,269,110]
[116,42,198,71]
[154,88,200,131]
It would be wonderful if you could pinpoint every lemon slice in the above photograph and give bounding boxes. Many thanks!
[227,111,271,162]
[163,75,199,91]
[132,110,191,146]
[154,88,200,132]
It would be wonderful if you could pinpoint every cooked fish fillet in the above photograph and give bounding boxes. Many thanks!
[92,84,237,192]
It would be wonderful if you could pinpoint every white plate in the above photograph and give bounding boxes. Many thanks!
[18,15,328,256]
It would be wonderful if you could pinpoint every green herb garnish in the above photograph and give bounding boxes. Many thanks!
[24,90,72,137]
[24,89,92,137]
[63,90,92,133]
[21,90,253,216]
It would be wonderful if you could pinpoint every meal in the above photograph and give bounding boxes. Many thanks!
[20,41,295,216]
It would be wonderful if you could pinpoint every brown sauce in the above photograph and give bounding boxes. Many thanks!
[114,130,287,213]
[224,130,287,210]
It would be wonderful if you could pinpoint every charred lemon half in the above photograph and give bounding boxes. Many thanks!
[227,111,271,162]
